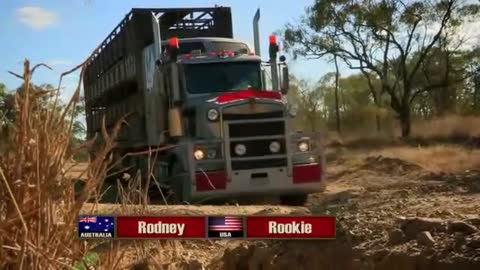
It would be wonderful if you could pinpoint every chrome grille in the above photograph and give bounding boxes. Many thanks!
[225,112,287,170]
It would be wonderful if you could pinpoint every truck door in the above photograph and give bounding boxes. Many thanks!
[261,63,273,90]
[261,62,288,91]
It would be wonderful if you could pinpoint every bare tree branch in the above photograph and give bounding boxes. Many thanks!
[408,0,455,84]
[7,71,23,80]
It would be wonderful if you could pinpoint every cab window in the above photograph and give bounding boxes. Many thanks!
[185,62,261,94]
[162,42,206,54]
[179,42,206,54]
[210,42,249,53]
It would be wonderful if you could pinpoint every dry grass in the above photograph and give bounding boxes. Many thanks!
[0,60,132,269]
[366,115,480,173]
[375,145,480,174]
[325,115,480,148]
[412,115,480,140]
[0,59,198,269]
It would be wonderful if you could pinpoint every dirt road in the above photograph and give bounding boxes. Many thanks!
[81,145,480,269]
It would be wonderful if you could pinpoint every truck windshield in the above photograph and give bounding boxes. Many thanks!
[210,42,249,53]
[184,62,262,94]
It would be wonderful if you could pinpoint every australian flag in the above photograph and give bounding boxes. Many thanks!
[208,216,244,238]
[78,216,114,239]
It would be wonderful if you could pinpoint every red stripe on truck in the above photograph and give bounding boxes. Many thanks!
[215,89,282,104]
[195,171,227,191]
[293,163,322,183]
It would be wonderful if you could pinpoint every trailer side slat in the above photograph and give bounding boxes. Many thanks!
[84,7,233,141]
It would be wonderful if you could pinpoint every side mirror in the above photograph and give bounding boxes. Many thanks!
[281,66,289,94]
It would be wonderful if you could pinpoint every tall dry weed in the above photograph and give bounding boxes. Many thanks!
[0,60,123,269]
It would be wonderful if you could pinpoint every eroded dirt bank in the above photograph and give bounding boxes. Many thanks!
[84,146,480,269]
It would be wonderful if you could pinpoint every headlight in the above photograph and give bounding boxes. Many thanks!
[234,144,247,156]
[297,141,309,152]
[194,144,222,160]
[207,109,219,121]
[207,148,217,159]
[269,141,281,153]
[194,149,205,160]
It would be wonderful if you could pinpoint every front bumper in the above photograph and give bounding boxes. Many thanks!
[190,162,324,200]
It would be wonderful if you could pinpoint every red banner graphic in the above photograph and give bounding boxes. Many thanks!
[245,216,335,239]
[117,216,205,238]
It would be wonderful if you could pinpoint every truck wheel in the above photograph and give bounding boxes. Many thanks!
[279,194,308,206]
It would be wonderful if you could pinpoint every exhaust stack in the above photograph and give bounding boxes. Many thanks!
[253,8,260,57]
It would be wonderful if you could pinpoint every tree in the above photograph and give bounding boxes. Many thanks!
[0,83,8,120]
[333,56,341,133]
[475,65,480,110]
[407,45,480,117]
[328,73,391,134]
[457,48,480,113]
[0,83,6,97]
[1,82,86,153]
[290,78,324,132]
[0,83,15,137]
[0,83,12,119]
[283,0,480,137]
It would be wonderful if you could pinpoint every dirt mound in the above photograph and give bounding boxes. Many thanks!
[422,171,480,193]
[358,217,480,270]
[212,216,480,270]
[251,207,311,216]
[214,224,354,270]
[361,155,424,176]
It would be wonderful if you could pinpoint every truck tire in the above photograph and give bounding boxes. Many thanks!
[279,194,308,206]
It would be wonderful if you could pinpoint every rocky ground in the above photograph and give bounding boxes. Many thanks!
[83,145,480,269]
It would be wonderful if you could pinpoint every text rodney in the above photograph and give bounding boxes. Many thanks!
[138,221,185,236]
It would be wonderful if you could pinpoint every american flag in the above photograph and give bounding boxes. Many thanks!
[208,216,243,231]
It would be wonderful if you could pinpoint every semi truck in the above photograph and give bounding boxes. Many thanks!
[83,7,325,205]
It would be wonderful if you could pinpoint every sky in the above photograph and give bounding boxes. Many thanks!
[0,0,335,101]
